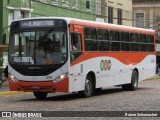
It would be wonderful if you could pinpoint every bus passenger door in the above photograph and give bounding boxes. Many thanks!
[70,32,83,91]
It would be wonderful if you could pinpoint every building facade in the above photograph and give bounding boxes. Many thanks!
[133,0,160,57]
[133,0,160,39]
[96,0,132,26]
[0,0,96,44]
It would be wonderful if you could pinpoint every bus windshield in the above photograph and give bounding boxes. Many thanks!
[9,30,67,65]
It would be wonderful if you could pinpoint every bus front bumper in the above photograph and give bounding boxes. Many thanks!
[8,77,69,93]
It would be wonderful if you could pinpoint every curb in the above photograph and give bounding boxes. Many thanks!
[146,77,160,80]
[0,91,31,97]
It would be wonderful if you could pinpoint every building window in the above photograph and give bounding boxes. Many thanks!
[157,31,160,37]
[108,6,113,23]
[135,13,145,28]
[86,0,91,10]
[52,0,58,5]
[21,0,31,6]
[40,0,47,3]
[96,0,101,16]
[72,0,78,8]
[62,0,68,6]
[8,12,14,26]
[117,9,122,25]
[21,12,25,18]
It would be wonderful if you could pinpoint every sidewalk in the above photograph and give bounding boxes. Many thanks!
[0,80,26,96]
[147,74,160,80]
[0,80,9,92]
[0,74,160,96]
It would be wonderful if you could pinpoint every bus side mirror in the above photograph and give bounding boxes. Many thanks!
[2,34,6,44]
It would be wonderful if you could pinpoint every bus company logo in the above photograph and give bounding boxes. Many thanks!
[100,60,111,71]
[28,67,41,70]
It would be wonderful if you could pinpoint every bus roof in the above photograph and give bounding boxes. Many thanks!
[13,17,155,33]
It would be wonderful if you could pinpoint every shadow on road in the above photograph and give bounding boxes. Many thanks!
[18,86,149,102]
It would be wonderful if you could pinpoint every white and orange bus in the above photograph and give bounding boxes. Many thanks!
[7,17,156,99]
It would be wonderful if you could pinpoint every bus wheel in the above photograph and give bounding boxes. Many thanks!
[33,92,48,100]
[79,75,94,97]
[122,70,138,91]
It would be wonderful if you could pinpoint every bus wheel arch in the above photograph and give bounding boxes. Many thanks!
[87,71,96,89]
[122,68,139,91]
[134,68,139,80]
[79,71,96,97]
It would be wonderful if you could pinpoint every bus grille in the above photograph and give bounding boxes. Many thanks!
[21,86,53,91]
[17,69,54,76]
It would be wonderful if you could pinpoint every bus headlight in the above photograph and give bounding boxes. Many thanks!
[60,74,65,79]
[9,74,19,82]
[54,73,68,83]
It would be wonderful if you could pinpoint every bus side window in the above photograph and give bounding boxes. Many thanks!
[84,27,97,51]
[70,32,82,63]
[130,33,139,52]
[121,31,130,52]
[139,34,147,52]
[98,29,110,51]
[110,30,120,51]
[147,35,154,52]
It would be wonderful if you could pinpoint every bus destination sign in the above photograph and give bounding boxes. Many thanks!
[20,20,54,28]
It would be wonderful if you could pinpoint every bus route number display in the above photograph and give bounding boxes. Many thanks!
[20,20,55,28]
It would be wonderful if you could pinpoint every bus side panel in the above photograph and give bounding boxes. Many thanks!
[138,54,156,81]
[69,54,156,92]
[69,56,130,92]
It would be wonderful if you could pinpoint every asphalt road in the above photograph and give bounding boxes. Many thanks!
[0,79,160,120]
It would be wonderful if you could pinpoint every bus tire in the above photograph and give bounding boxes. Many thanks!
[79,75,94,98]
[122,70,138,91]
[33,92,48,100]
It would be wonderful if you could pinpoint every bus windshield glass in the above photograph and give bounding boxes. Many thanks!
[9,30,67,65]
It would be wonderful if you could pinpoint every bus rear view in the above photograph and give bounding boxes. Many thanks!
[8,18,69,99]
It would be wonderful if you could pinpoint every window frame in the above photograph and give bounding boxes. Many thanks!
[109,30,120,52]
[62,0,68,7]
[120,31,130,52]
[97,28,110,52]
[72,0,78,9]
[146,35,155,52]
[70,32,83,63]
[84,27,98,52]
[86,0,92,10]
[108,6,113,23]
[117,8,122,25]
[135,13,145,28]
[139,34,147,52]
[52,0,58,5]
[40,0,47,3]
